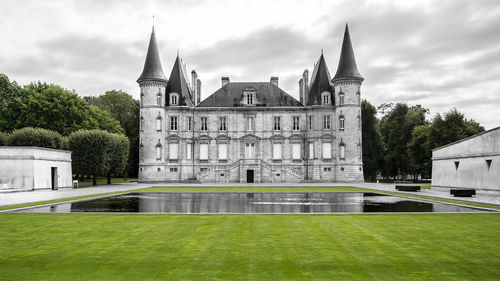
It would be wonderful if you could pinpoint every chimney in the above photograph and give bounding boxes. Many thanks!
[302,69,309,105]
[191,70,198,105]
[299,78,304,104]
[270,76,279,86]
[221,76,230,86]
[197,79,201,104]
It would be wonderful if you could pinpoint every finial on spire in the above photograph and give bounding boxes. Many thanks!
[176,49,179,57]
[321,48,323,55]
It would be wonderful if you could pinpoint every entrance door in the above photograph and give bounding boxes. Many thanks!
[51,167,58,190]
[246,170,254,183]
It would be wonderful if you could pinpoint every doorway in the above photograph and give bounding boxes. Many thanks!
[246,169,254,183]
[51,167,58,190]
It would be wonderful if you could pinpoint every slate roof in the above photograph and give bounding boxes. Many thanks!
[307,53,334,106]
[165,55,194,106]
[137,27,167,83]
[333,24,363,81]
[197,82,302,107]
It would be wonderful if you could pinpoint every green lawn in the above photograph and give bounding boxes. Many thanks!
[0,213,499,280]
[1,186,500,280]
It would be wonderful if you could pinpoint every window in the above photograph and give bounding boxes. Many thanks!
[486,159,492,169]
[323,115,331,130]
[340,144,345,160]
[357,143,361,160]
[339,92,344,106]
[187,117,192,131]
[245,92,255,105]
[245,143,255,159]
[186,143,192,160]
[246,117,255,131]
[170,116,178,131]
[155,144,162,160]
[454,161,459,170]
[157,93,162,106]
[273,116,281,131]
[309,142,314,159]
[140,116,144,131]
[356,89,360,104]
[322,92,330,104]
[273,143,282,160]
[323,167,332,172]
[219,117,227,131]
[200,144,208,160]
[292,143,301,160]
[170,93,178,106]
[169,143,178,160]
[357,115,361,130]
[201,117,208,131]
[156,117,162,131]
[339,116,345,131]
[292,116,300,131]
[170,168,178,172]
[322,143,331,159]
[218,143,227,160]
[308,116,313,130]
[140,92,144,106]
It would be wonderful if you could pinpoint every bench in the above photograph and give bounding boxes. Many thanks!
[395,185,421,192]
[450,188,475,197]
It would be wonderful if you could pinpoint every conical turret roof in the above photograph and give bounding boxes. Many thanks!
[307,52,333,106]
[137,27,167,83]
[333,24,363,81]
[165,54,194,106]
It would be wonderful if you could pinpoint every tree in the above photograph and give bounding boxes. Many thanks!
[104,134,130,184]
[6,127,65,149]
[361,100,384,181]
[0,132,9,146]
[428,108,484,149]
[408,124,431,179]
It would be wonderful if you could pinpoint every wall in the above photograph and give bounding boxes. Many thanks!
[0,147,72,190]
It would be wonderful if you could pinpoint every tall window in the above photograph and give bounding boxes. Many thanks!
[170,93,178,106]
[322,92,330,104]
[199,144,208,160]
[272,143,282,160]
[245,92,255,105]
[292,143,301,160]
[218,143,227,160]
[308,116,313,130]
[292,116,300,131]
[219,117,227,131]
[186,143,192,160]
[308,142,314,159]
[156,117,162,131]
[170,116,178,131]
[155,144,162,160]
[140,93,144,106]
[157,92,162,106]
[339,116,345,131]
[339,92,344,106]
[169,143,178,160]
[140,116,144,131]
[245,143,255,159]
[246,117,255,131]
[322,142,331,159]
[356,89,360,104]
[273,116,281,131]
[323,115,331,130]
[340,144,345,160]
[357,115,361,130]
[187,117,192,131]
[357,143,361,160]
[201,117,208,131]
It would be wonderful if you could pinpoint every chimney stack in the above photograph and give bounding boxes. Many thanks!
[270,76,279,87]
[299,78,304,104]
[191,70,198,105]
[302,69,309,105]
[197,79,202,104]
[221,76,230,87]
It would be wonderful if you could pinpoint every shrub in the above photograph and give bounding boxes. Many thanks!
[7,127,65,149]
[0,132,8,145]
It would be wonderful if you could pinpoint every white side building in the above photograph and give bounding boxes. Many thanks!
[432,127,500,191]
[0,147,72,191]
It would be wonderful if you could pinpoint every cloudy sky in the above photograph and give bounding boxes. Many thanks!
[1,0,499,129]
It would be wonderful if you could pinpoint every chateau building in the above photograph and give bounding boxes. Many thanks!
[138,25,364,183]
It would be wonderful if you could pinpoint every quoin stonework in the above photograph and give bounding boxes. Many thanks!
[138,25,364,183]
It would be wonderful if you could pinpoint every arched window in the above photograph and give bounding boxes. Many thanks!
[339,142,345,160]
[170,93,179,106]
[156,92,162,106]
[339,115,345,131]
[156,116,162,131]
[321,92,330,105]
[339,90,345,106]
[155,142,162,160]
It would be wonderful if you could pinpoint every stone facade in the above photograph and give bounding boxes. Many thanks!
[0,147,72,190]
[138,25,364,183]
[432,127,500,191]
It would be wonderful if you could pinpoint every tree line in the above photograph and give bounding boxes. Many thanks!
[361,100,484,182]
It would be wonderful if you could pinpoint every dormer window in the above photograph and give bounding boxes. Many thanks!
[322,92,330,105]
[170,93,179,106]
[243,89,256,105]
